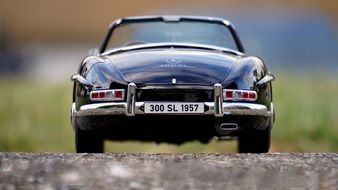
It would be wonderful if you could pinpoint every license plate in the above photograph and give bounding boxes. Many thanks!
[144,102,204,114]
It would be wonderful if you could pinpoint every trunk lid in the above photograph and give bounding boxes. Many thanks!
[107,48,238,85]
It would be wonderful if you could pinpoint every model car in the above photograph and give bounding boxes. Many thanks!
[70,15,275,153]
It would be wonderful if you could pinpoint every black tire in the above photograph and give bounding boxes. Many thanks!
[238,125,271,153]
[75,123,104,153]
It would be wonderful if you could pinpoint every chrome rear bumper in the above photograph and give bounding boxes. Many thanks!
[73,102,273,117]
[72,83,274,118]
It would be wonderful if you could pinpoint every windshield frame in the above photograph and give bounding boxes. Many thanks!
[99,16,245,54]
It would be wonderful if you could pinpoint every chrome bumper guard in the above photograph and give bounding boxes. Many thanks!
[73,83,274,117]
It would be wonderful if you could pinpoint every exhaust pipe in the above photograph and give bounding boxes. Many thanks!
[219,123,238,131]
[215,123,238,135]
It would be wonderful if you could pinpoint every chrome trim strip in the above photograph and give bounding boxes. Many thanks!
[70,102,76,124]
[126,83,136,116]
[269,102,274,116]
[138,85,214,90]
[71,102,76,128]
[75,102,273,117]
[214,83,223,117]
[270,102,275,125]
[71,102,76,117]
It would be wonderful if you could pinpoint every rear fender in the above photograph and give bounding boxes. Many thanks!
[221,56,269,90]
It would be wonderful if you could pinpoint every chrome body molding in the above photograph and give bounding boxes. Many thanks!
[74,102,273,117]
[71,102,77,129]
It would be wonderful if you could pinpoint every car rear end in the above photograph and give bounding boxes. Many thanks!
[73,82,273,143]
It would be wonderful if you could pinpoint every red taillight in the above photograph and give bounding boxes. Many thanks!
[99,92,105,99]
[91,92,99,99]
[114,90,123,100]
[223,89,257,101]
[90,89,125,101]
[225,90,233,99]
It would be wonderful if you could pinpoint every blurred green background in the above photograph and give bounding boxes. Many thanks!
[0,0,337,153]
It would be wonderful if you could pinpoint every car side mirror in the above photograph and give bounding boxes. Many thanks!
[88,48,100,56]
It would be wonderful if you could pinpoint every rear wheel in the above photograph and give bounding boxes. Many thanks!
[75,123,104,153]
[238,125,271,153]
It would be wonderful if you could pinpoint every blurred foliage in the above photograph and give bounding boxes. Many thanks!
[0,72,337,153]
[0,80,73,152]
[273,73,338,152]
